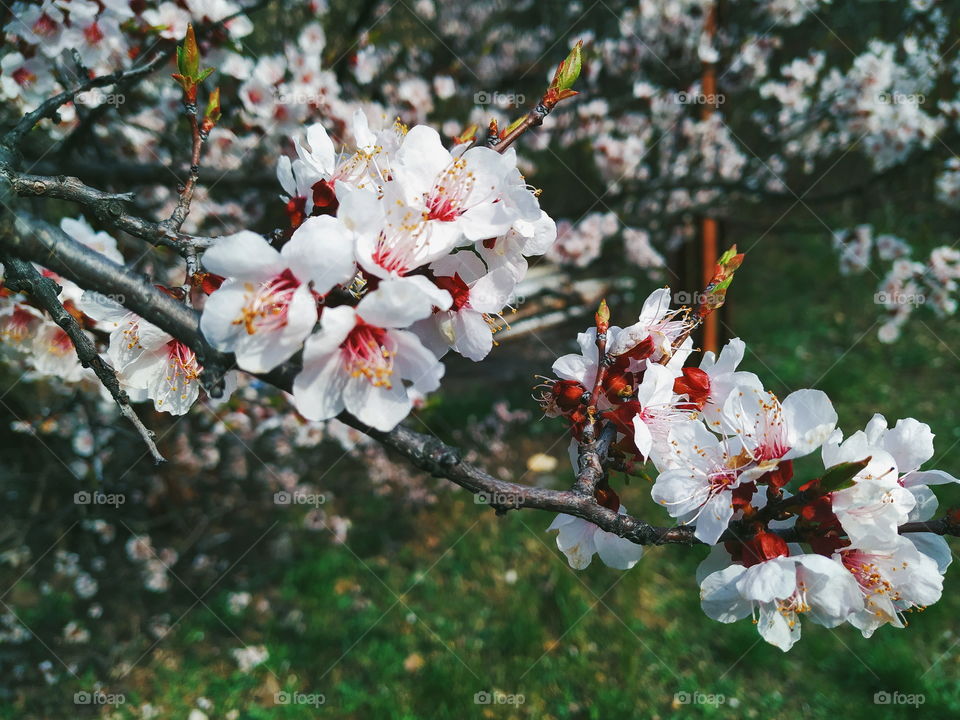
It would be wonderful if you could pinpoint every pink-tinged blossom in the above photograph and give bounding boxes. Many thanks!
[200,222,356,373]
[631,362,688,464]
[700,554,861,651]
[609,287,693,364]
[652,420,747,544]
[121,330,203,416]
[835,535,943,638]
[0,303,43,349]
[391,125,521,247]
[822,429,916,550]
[829,415,958,562]
[292,278,451,431]
[30,321,86,382]
[696,338,762,429]
[721,385,837,480]
[411,252,518,361]
[79,292,211,416]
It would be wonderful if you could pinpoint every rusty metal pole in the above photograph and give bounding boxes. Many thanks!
[700,2,720,354]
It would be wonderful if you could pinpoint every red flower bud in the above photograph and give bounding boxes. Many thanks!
[673,366,710,408]
[738,530,789,567]
[595,484,620,512]
[758,459,793,489]
[548,379,586,413]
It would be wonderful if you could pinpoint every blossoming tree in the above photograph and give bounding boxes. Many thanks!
[1,1,959,658]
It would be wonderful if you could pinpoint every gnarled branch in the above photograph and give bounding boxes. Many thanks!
[0,215,957,546]
[0,255,164,463]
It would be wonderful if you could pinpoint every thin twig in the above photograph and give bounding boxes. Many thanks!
[2,167,216,251]
[3,50,172,149]
[0,255,164,464]
[3,217,959,545]
[163,112,203,234]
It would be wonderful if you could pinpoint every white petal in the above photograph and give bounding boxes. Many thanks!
[906,533,953,574]
[736,558,795,603]
[694,493,735,545]
[757,603,800,651]
[282,215,357,294]
[552,353,592,385]
[199,281,247,351]
[469,267,517,313]
[450,310,493,361]
[392,329,445,393]
[782,389,837,459]
[276,155,296,197]
[900,469,960,487]
[394,125,451,199]
[202,232,284,281]
[700,565,751,622]
[555,519,597,570]
[594,529,644,570]
[293,350,346,421]
[632,416,653,459]
[882,418,935,473]
[357,276,451,328]
[297,122,336,175]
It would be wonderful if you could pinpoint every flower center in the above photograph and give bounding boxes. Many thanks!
[236,269,300,335]
[374,208,433,275]
[433,273,470,311]
[50,329,73,356]
[32,14,58,36]
[842,551,899,599]
[83,21,104,44]
[12,67,35,87]
[341,320,394,387]
[1,307,35,343]
[166,340,201,381]
[425,158,473,222]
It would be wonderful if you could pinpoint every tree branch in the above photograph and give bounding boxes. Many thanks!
[2,167,216,252]
[1,215,957,546]
[0,255,164,463]
[3,50,172,149]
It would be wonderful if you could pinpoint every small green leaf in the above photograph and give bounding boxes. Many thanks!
[180,24,200,78]
[819,457,871,493]
[552,40,583,92]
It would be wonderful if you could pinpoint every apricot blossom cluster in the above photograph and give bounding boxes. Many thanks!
[542,289,957,651]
